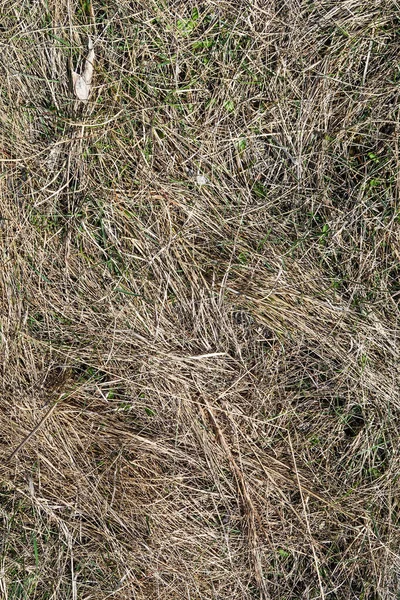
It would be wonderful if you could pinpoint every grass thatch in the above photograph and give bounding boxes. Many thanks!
[0,0,399,598]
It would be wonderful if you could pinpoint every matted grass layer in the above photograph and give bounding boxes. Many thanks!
[0,1,399,598]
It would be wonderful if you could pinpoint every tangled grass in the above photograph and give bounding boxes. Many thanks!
[0,0,399,598]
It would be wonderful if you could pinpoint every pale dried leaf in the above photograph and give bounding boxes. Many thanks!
[196,174,208,185]
[72,38,95,102]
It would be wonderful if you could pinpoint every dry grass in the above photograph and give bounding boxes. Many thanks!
[0,0,399,598]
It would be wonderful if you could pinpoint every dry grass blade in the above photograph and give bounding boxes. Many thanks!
[5,401,59,464]
[204,398,267,597]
